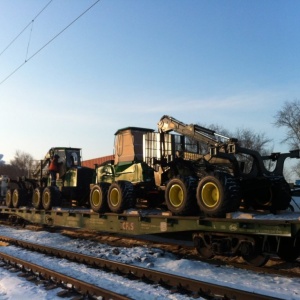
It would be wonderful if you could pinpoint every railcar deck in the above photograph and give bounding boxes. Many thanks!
[1,206,300,238]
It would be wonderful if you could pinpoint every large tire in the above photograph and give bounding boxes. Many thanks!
[12,189,27,208]
[270,177,291,211]
[165,176,197,215]
[32,187,43,209]
[196,172,240,217]
[5,189,13,208]
[42,186,60,210]
[90,183,110,213]
[107,181,135,213]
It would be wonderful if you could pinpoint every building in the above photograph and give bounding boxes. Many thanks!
[82,155,114,169]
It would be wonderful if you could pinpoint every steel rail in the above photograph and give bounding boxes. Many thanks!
[0,235,282,300]
[0,251,131,300]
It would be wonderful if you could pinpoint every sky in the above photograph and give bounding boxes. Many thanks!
[1,1,300,169]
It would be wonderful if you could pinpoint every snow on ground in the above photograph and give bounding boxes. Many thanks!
[291,196,300,212]
[0,267,63,300]
[0,224,300,300]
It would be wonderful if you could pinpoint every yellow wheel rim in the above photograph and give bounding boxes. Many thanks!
[6,193,11,205]
[92,189,101,207]
[32,191,39,206]
[201,182,219,208]
[43,191,50,206]
[110,188,120,207]
[169,184,184,207]
[12,191,18,206]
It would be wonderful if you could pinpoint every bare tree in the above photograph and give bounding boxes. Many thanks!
[203,124,272,153]
[234,128,272,153]
[274,100,300,149]
[9,150,35,178]
[234,128,273,173]
[0,164,20,178]
[291,164,300,179]
[274,100,300,178]
[198,123,273,173]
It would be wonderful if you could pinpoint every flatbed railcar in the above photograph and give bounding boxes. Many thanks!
[2,116,300,267]
[1,206,300,267]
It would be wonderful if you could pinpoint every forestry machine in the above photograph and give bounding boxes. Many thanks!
[5,147,94,210]
[90,115,299,217]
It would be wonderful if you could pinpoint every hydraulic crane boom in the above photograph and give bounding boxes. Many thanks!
[157,115,236,147]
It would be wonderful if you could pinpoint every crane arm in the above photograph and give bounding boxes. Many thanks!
[157,115,235,146]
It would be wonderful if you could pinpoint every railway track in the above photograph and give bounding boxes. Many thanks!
[2,219,300,279]
[55,226,300,280]
[0,234,284,300]
[0,251,130,300]
[2,216,300,274]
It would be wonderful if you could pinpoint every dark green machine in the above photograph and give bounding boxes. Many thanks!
[5,147,94,210]
[90,115,300,218]
[90,127,157,213]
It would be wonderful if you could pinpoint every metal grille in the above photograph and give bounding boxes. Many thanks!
[143,132,174,168]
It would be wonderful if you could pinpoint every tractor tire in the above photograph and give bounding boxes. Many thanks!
[270,177,292,211]
[107,181,135,213]
[32,187,43,209]
[196,172,240,217]
[5,189,13,208]
[42,186,60,210]
[90,183,110,213]
[165,176,197,215]
[12,188,27,208]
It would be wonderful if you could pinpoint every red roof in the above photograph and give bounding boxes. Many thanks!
[82,155,114,169]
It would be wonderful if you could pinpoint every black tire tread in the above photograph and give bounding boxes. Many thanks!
[165,176,197,215]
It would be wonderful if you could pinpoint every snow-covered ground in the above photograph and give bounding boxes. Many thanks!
[291,196,300,212]
[0,225,300,300]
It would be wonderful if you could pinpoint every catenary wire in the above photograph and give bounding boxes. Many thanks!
[0,0,53,58]
[0,0,100,86]
[25,21,34,62]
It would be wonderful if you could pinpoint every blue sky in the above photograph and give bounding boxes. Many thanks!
[1,0,300,169]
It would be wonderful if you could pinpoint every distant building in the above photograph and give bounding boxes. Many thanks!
[82,155,114,169]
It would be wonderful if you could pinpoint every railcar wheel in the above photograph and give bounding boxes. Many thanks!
[193,235,214,259]
[240,240,269,267]
[107,181,135,213]
[242,251,269,267]
[277,237,300,262]
[42,186,60,210]
[197,172,240,217]
[32,187,43,209]
[90,183,110,213]
[12,189,27,208]
[165,176,197,215]
[5,189,13,208]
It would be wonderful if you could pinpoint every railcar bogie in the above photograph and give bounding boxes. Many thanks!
[193,232,300,266]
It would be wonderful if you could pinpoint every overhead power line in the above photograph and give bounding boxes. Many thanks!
[0,0,53,57]
[0,0,101,86]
